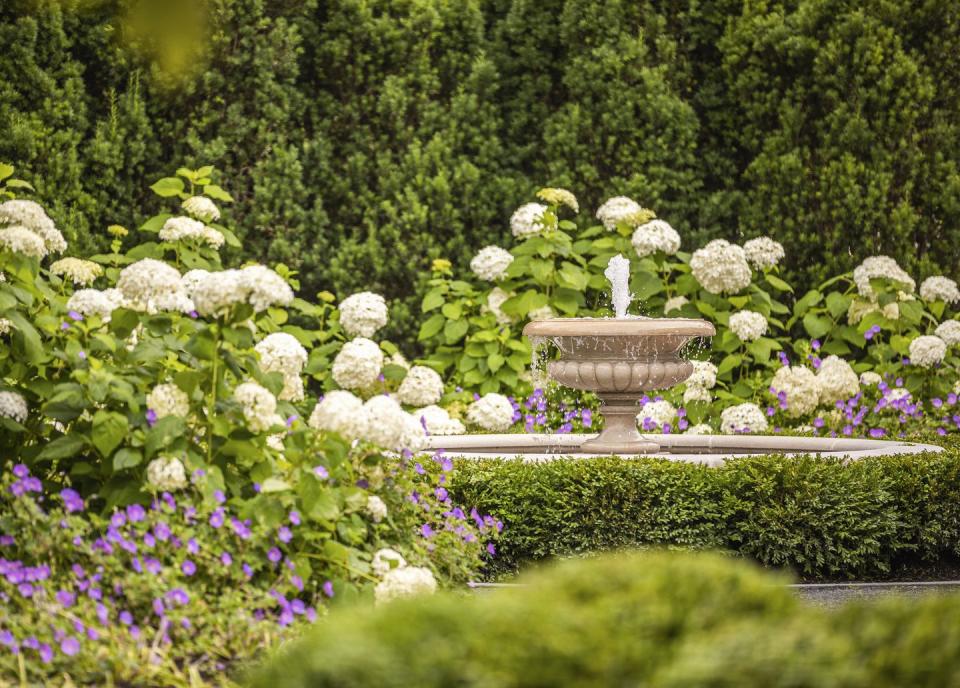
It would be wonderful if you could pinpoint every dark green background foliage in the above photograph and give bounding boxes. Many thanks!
[449,450,960,580]
[249,550,960,687]
[3,0,959,336]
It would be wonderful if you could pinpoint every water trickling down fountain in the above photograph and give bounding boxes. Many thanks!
[426,255,942,464]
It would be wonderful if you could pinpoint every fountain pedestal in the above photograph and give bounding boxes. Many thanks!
[526,318,715,455]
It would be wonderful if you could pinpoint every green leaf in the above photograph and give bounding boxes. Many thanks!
[418,313,445,341]
[91,410,128,457]
[0,163,13,181]
[145,416,186,457]
[203,184,234,202]
[717,354,742,376]
[186,328,217,360]
[825,292,851,319]
[109,308,140,339]
[150,177,185,197]
[421,289,445,312]
[441,302,463,319]
[802,313,833,339]
[261,478,292,493]
[488,352,505,372]
[764,274,793,292]
[443,318,469,344]
[3,310,44,364]
[113,448,143,470]
[4,180,34,190]
[38,435,87,461]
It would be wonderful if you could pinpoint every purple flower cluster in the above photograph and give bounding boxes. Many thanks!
[519,388,596,434]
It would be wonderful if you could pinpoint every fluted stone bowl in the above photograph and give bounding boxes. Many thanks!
[523,317,715,454]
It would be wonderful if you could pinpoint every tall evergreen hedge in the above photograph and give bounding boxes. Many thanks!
[2,0,959,340]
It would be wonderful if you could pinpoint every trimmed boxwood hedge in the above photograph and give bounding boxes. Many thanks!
[249,550,960,688]
[448,449,960,580]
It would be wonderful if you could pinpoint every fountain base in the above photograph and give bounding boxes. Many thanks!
[580,395,660,454]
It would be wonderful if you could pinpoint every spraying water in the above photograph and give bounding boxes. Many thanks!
[604,254,633,318]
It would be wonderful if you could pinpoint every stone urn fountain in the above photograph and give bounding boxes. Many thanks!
[523,317,714,453]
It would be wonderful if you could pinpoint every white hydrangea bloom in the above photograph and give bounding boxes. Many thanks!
[859,371,882,386]
[397,366,444,407]
[485,287,513,325]
[0,319,11,336]
[529,305,556,321]
[180,269,211,296]
[363,395,426,452]
[888,387,911,403]
[371,548,407,577]
[0,391,28,423]
[308,390,368,441]
[339,292,388,338]
[0,200,66,254]
[690,239,752,294]
[374,566,437,604]
[0,226,47,258]
[935,320,960,346]
[596,196,642,230]
[146,383,190,419]
[720,403,769,434]
[234,381,280,433]
[181,196,221,222]
[467,393,515,431]
[683,386,712,404]
[743,237,785,270]
[536,187,579,212]
[159,216,224,249]
[638,400,677,429]
[239,265,294,312]
[192,269,244,316]
[255,332,308,401]
[117,259,187,313]
[332,338,383,390]
[151,289,196,314]
[470,246,514,281]
[50,258,103,286]
[365,495,388,523]
[146,456,187,491]
[909,335,947,368]
[66,288,125,322]
[688,360,718,389]
[728,310,768,342]
[664,296,689,313]
[919,276,960,304]
[853,256,915,299]
[415,405,466,435]
[510,202,550,238]
[631,219,680,257]
[771,366,820,417]
[685,423,714,435]
[816,356,860,405]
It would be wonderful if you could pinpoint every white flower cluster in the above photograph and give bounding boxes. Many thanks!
[859,371,882,386]
[374,565,437,605]
[596,196,644,230]
[935,320,960,346]
[159,216,224,249]
[365,495,388,523]
[631,219,680,257]
[309,390,368,440]
[66,288,125,322]
[909,335,947,368]
[190,265,293,317]
[0,200,67,256]
[117,259,194,314]
[728,310,768,342]
[690,239,752,294]
[470,246,514,281]
[529,305,556,321]
[339,292,388,338]
[372,548,406,577]
[415,405,466,435]
[0,226,48,259]
[816,356,860,405]
[0,391,28,424]
[536,187,579,212]
[234,381,283,433]
[720,403,768,434]
[50,258,103,286]
[397,366,444,407]
[332,338,383,390]
[771,366,820,417]
[146,456,187,491]
[919,276,960,304]
[363,395,426,452]
[181,196,221,222]
[146,383,190,419]
[685,423,714,435]
[467,393,515,431]
[255,332,308,401]
[486,287,513,325]
[853,256,915,299]
[743,237,785,270]
[684,360,717,404]
[664,296,688,314]
[510,203,550,238]
[847,298,901,325]
[638,400,676,428]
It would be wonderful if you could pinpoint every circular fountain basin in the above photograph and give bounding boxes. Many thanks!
[425,434,943,468]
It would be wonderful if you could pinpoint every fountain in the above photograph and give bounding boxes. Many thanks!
[426,255,942,464]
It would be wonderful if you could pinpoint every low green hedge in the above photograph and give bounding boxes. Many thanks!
[249,551,960,687]
[448,450,960,579]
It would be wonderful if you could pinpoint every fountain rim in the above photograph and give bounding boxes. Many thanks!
[523,317,716,338]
